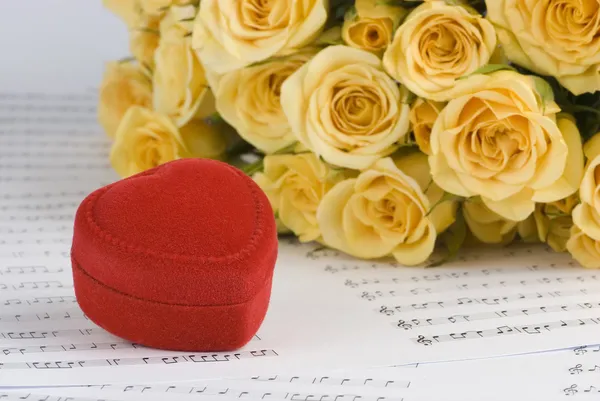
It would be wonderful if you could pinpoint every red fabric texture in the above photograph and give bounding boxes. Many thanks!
[71,158,278,351]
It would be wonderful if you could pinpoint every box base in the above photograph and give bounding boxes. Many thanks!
[72,258,272,352]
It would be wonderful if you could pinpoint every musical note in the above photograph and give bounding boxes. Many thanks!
[568,364,583,375]
[397,320,413,330]
[416,335,433,346]
[563,384,578,395]
[410,317,600,345]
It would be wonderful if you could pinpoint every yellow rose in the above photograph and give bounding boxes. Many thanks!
[281,45,411,170]
[192,0,328,75]
[567,225,600,269]
[342,0,407,55]
[153,8,215,127]
[487,0,600,95]
[130,13,161,72]
[463,197,518,245]
[382,1,496,101]
[429,71,583,222]
[110,106,225,177]
[534,195,578,252]
[572,155,600,241]
[97,61,153,139]
[409,98,445,155]
[110,106,188,177]
[394,151,458,235]
[317,153,456,266]
[253,153,346,242]
[215,51,314,154]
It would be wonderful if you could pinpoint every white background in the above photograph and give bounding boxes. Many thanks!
[0,1,128,93]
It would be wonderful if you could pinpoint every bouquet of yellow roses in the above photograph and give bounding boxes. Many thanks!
[98,0,600,269]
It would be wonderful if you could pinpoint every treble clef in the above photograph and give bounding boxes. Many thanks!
[397,320,413,330]
[361,292,375,301]
[569,364,583,375]
[344,279,358,288]
[563,384,578,396]
[379,306,394,316]
[324,265,337,273]
[416,335,432,346]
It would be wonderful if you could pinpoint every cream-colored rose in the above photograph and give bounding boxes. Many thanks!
[253,153,346,242]
[153,8,215,127]
[463,197,518,245]
[342,0,407,55]
[487,0,600,95]
[394,151,458,235]
[97,61,152,139]
[110,106,189,177]
[382,1,496,101]
[130,13,161,72]
[281,45,411,170]
[429,71,583,222]
[216,51,314,154]
[192,0,328,75]
[534,195,578,252]
[317,154,456,266]
[409,98,445,155]
[567,225,600,269]
[572,155,600,241]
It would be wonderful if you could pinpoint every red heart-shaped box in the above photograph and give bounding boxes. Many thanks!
[70,158,278,351]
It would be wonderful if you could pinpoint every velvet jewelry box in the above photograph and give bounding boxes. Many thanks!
[70,158,278,351]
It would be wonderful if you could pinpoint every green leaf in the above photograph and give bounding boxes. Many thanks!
[204,112,224,125]
[531,76,555,113]
[343,5,358,22]
[134,27,160,35]
[458,64,516,80]
[241,158,265,176]
[117,56,136,64]
[315,26,344,46]
[403,90,417,106]
[426,192,462,217]
[428,208,467,267]
[273,142,300,155]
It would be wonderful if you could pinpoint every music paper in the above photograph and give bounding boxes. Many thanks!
[3,344,600,400]
[2,93,600,387]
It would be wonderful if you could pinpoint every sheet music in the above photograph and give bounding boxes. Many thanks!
[3,93,600,387]
[3,344,600,400]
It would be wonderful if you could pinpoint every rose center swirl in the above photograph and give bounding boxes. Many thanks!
[239,0,290,31]
[544,0,600,44]
[418,17,473,72]
[284,174,320,212]
[459,112,532,179]
[366,191,422,240]
[330,82,387,136]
